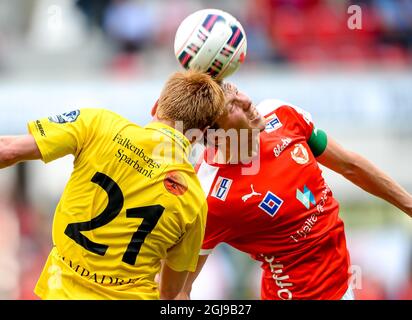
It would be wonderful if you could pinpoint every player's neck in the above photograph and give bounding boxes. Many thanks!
[151,119,205,145]
[152,118,179,131]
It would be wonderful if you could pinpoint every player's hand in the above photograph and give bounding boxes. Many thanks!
[174,292,191,300]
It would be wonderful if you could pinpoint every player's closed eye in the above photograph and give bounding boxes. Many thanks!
[228,102,237,113]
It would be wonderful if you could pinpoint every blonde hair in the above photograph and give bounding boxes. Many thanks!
[157,69,226,132]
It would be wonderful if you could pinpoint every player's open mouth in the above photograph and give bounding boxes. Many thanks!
[248,108,262,123]
[249,116,261,123]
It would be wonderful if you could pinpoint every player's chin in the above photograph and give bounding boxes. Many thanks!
[249,117,266,131]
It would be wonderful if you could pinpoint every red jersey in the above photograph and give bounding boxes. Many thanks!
[197,99,350,300]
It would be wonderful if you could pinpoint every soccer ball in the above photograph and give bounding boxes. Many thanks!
[174,9,247,80]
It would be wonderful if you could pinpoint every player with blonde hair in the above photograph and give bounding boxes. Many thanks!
[0,69,225,300]
[180,82,412,300]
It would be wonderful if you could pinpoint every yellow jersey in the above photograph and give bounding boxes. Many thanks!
[28,108,207,300]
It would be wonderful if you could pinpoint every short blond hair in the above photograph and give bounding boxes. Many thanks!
[157,69,226,132]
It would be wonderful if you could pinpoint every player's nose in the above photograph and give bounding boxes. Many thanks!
[240,98,252,111]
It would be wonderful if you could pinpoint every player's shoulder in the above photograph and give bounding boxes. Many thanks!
[69,108,115,123]
[80,108,122,119]
[256,99,291,116]
[163,164,200,194]
[83,108,137,129]
[162,166,207,213]
[257,99,313,123]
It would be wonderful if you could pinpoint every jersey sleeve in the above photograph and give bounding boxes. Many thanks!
[257,99,328,156]
[27,109,101,163]
[201,209,232,253]
[164,201,207,272]
[284,104,314,141]
[280,106,329,156]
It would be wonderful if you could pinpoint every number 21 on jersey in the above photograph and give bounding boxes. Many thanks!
[65,172,164,266]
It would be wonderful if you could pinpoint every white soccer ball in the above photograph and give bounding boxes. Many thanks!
[174,9,247,80]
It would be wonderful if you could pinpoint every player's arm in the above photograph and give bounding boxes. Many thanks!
[159,262,190,300]
[160,199,208,300]
[0,135,41,169]
[317,135,412,218]
[175,254,209,300]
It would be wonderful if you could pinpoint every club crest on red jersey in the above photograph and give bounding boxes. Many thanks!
[291,144,309,164]
[211,177,233,201]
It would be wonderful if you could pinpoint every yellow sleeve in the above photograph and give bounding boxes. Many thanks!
[165,201,207,272]
[27,109,100,163]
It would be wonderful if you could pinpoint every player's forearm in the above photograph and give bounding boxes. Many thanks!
[160,288,180,300]
[176,279,193,300]
[159,263,189,300]
[0,135,41,169]
[175,255,209,300]
[342,153,412,218]
[0,136,19,168]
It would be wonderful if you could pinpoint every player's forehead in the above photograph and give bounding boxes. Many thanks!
[221,82,238,97]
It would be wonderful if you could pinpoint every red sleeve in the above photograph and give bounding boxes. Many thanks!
[283,105,315,141]
[257,99,315,141]
[201,210,227,251]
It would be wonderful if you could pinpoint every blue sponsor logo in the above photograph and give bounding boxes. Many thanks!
[265,115,282,133]
[211,177,233,201]
[258,191,283,217]
[296,185,316,209]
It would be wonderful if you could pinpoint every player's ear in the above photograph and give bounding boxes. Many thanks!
[151,99,159,117]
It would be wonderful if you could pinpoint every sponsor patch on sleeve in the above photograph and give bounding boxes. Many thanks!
[48,110,80,124]
[211,177,233,201]
[265,113,282,133]
[164,171,188,196]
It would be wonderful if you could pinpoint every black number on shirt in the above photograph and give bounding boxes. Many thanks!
[122,205,164,265]
[64,172,124,256]
[64,172,165,266]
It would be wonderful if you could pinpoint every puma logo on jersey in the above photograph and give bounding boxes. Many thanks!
[242,184,262,202]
